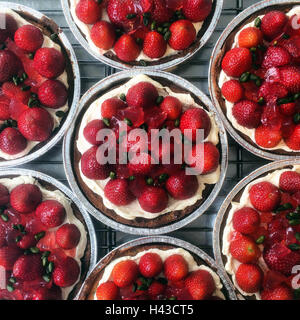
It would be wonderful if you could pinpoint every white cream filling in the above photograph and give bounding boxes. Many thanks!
[76,74,220,221]
[218,6,300,152]
[0,8,69,160]
[94,247,225,300]
[69,0,209,62]
[0,175,87,300]
[222,164,300,300]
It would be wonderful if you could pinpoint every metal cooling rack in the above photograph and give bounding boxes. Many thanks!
[10,0,269,258]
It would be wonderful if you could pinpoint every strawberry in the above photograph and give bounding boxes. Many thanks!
[261,285,293,300]
[262,46,291,69]
[263,243,300,276]
[0,14,18,43]
[128,176,148,198]
[182,0,212,22]
[232,207,260,235]
[10,184,42,213]
[280,102,296,116]
[91,20,116,50]
[16,233,37,250]
[35,200,66,228]
[13,254,43,281]
[164,254,189,282]
[9,99,29,121]
[281,35,300,64]
[75,0,102,24]
[235,264,263,293]
[14,25,43,52]
[139,252,163,278]
[168,20,196,51]
[238,27,263,49]
[38,80,68,109]
[143,31,167,59]
[138,186,168,213]
[55,224,81,250]
[0,184,9,206]
[249,181,281,212]
[104,178,135,206]
[221,80,244,103]
[188,142,220,175]
[242,81,259,102]
[255,125,282,149]
[83,119,107,146]
[279,65,300,93]
[229,235,261,263]
[160,96,182,120]
[53,256,80,287]
[166,171,198,200]
[144,106,167,130]
[114,34,141,62]
[0,245,22,270]
[151,0,173,23]
[261,11,288,40]
[232,100,262,129]
[0,127,27,155]
[31,286,62,300]
[96,281,119,300]
[180,107,211,142]
[80,146,110,180]
[33,48,65,79]
[112,260,139,288]
[185,270,215,300]
[148,281,165,297]
[18,107,54,142]
[2,82,31,105]
[0,95,11,120]
[0,50,21,82]
[284,124,300,150]
[279,171,300,193]
[126,81,158,110]
[101,97,127,119]
[222,48,252,77]
[128,152,153,175]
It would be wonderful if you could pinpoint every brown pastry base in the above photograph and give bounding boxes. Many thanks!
[72,75,220,229]
[210,3,300,156]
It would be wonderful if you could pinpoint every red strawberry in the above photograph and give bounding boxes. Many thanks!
[128,176,147,198]
[258,82,288,103]
[10,184,42,214]
[0,184,9,206]
[33,48,65,79]
[229,235,261,264]
[143,31,167,59]
[238,27,263,49]
[55,224,81,250]
[182,0,212,22]
[128,152,153,175]
[261,285,293,300]
[53,256,80,287]
[160,96,182,120]
[91,20,116,50]
[262,46,291,69]
[96,281,119,300]
[75,0,102,24]
[148,281,166,297]
[180,107,211,142]
[83,119,107,146]
[261,11,288,40]
[235,264,263,293]
[279,171,300,193]
[221,80,244,103]
[139,252,163,278]
[281,35,300,64]
[104,178,135,206]
[144,106,167,130]
[0,95,10,120]
[232,207,260,235]
[2,82,31,105]
[249,181,281,212]
[35,200,66,228]
[138,186,168,213]
[31,286,62,300]
[168,20,196,51]
[0,14,18,43]
[284,124,300,150]
[164,254,189,282]
[232,100,262,129]
[38,80,68,109]
[13,254,43,281]
[101,97,127,119]
[117,105,145,128]
[185,270,215,300]
[114,34,141,62]
[222,48,252,77]
[242,81,259,102]
[255,125,282,149]
[151,0,173,23]
[280,102,296,116]
[14,25,43,52]
[263,243,300,276]
[112,260,139,288]
[279,65,300,93]
[81,146,110,180]
[126,81,158,109]
[0,245,22,270]
[9,99,29,121]
[166,171,198,200]
[0,127,27,155]
[16,233,37,250]
[0,50,21,82]
[18,107,54,142]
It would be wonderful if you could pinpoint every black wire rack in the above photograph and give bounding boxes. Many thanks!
[15,0,269,259]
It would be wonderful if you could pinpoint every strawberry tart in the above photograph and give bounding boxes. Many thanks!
[66,0,217,68]
[71,73,224,230]
[0,5,75,163]
[0,173,90,300]
[77,237,232,300]
[220,164,300,300]
[210,3,300,157]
